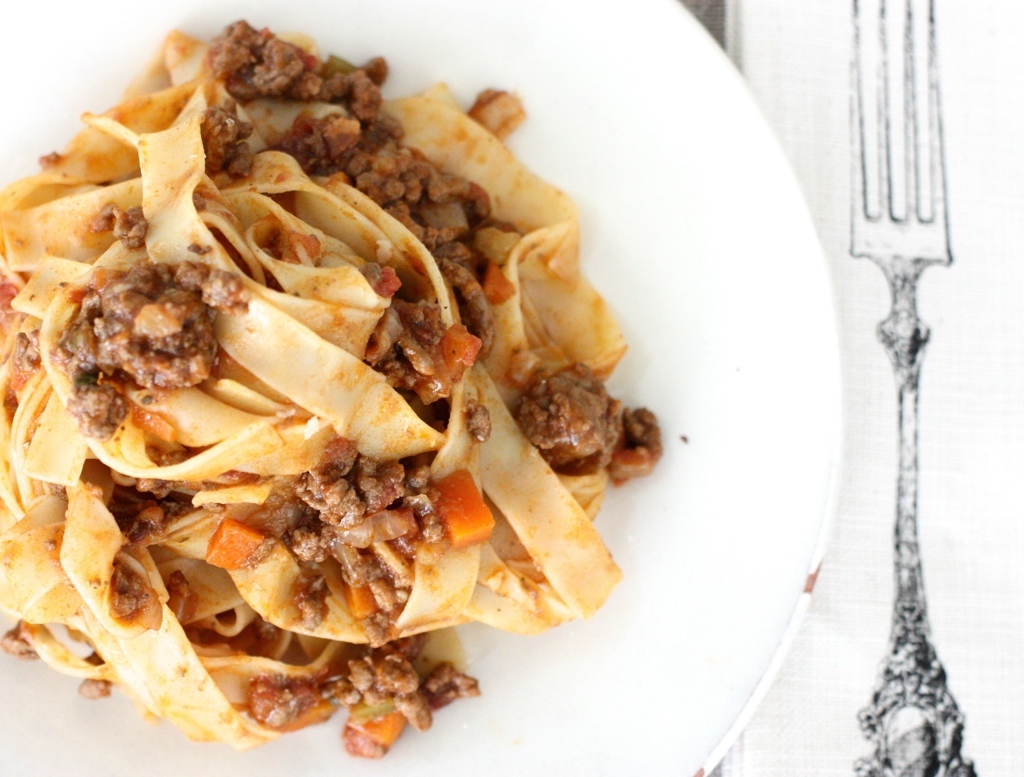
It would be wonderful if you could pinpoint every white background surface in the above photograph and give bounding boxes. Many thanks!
[0,1,840,775]
[721,1,1024,774]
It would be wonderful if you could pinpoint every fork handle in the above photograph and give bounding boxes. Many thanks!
[876,258,930,633]
[859,259,977,775]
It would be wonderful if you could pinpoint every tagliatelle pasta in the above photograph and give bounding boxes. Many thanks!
[0,22,662,757]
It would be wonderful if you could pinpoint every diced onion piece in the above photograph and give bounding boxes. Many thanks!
[370,508,416,543]
[473,227,520,267]
[332,520,374,549]
[468,90,526,141]
[133,303,184,338]
[418,201,468,232]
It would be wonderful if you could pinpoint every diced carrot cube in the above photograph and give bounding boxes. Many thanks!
[434,469,495,550]
[205,517,266,570]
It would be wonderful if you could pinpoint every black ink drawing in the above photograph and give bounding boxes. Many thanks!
[851,1,974,775]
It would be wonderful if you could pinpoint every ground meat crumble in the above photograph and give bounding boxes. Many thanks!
[245,633,479,758]
[609,407,664,483]
[9,330,41,391]
[464,399,491,442]
[90,204,149,250]
[200,100,254,177]
[78,678,113,700]
[54,260,249,440]
[0,621,38,660]
[109,553,161,628]
[364,300,480,405]
[274,439,450,644]
[516,363,623,475]
[517,363,663,481]
[209,20,385,110]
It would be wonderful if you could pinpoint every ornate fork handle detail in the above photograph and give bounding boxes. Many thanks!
[851,2,975,775]
[854,258,974,777]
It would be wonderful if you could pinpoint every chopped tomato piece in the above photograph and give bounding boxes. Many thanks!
[439,324,482,371]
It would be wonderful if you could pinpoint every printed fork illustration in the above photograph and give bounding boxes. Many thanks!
[850,1,975,775]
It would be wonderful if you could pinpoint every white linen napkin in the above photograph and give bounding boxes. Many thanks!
[703,1,1024,775]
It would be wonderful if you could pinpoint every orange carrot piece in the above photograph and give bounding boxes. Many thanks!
[482,260,515,305]
[205,517,266,570]
[343,710,408,758]
[434,469,495,550]
[358,711,406,746]
[343,582,378,620]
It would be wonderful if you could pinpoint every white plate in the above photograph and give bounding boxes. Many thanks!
[0,1,841,775]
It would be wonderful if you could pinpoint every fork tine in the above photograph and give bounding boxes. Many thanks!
[851,0,868,226]
[902,0,919,226]
[877,0,892,222]
[851,0,951,264]
[926,1,951,260]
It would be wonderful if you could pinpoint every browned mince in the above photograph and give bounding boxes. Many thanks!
[516,363,623,475]
[90,204,149,250]
[0,620,38,660]
[271,439,454,644]
[325,635,430,733]
[209,20,383,110]
[436,257,494,357]
[293,571,329,631]
[106,483,193,544]
[608,407,664,483]
[78,678,113,700]
[516,363,664,482]
[291,437,403,528]
[364,299,479,405]
[422,662,481,711]
[66,384,131,441]
[113,207,148,249]
[248,674,324,729]
[54,260,248,440]
[242,603,477,755]
[109,553,160,627]
[200,100,254,177]
[9,330,41,391]
[165,569,197,624]
[175,261,250,315]
[464,399,491,442]
[331,638,478,757]
[272,113,364,176]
